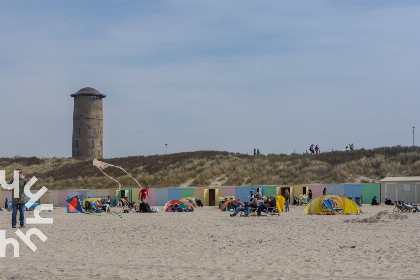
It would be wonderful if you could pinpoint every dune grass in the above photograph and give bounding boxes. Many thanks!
[1,146,420,190]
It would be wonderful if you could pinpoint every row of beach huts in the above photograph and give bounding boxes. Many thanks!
[2,177,419,207]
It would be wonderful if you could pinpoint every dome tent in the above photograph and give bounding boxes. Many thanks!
[305,194,361,215]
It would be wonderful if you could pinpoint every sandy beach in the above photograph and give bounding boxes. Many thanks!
[1,205,419,279]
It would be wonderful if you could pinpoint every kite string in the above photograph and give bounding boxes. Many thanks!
[95,162,142,190]
[110,164,142,189]
[97,167,122,190]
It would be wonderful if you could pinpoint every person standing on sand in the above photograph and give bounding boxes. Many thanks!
[308,189,312,201]
[11,169,27,228]
[323,188,327,195]
[139,186,151,201]
[284,189,290,212]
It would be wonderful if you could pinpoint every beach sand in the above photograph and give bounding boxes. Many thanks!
[1,205,419,279]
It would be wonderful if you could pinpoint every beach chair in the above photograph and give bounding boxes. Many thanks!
[121,198,134,212]
[402,203,420,212]
[264,204,280,215]
[393,202,407,212]
[239,205,258,216]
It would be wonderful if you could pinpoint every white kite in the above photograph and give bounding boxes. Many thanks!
[93,159,142,190]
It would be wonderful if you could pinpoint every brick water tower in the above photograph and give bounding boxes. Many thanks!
[71,87,106,159]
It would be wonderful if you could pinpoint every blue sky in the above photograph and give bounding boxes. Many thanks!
[1,0,420,158]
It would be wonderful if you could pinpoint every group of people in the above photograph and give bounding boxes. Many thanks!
[346,143,355,151]
[393,200,420,212]
[309,144,320,154]
[115,186,157,213]
[253,148,261,156]
[228,188,291,217]
[166,200,195,212]
[229,196,277,217]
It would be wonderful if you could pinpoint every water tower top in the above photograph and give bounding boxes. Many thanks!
[70,87,106,98]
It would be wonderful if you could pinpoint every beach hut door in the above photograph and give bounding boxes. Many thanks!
[116,190,121,202]
[209,189,215,206]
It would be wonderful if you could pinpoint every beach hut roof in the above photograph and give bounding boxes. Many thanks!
[380,176,420,182]
[71,87,106,98]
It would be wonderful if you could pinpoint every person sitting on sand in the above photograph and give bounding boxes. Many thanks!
[229,198,243,210]
[196,199,203,207]
[231,198,260,217]
[139,199,156,213]
[106,196,112,206]
[230,204,251,217]
[393,201,405,212]
[121,197,133,212]
[384,198,393,205]
[371,196,379,206]
[171,204,184,212]
[402,202,420,212]
[257,196,276,216]
[185,200,194,212]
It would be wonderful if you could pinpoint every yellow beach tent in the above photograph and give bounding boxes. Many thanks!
[305,194,361,215]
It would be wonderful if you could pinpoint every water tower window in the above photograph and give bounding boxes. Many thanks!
[75,140,79,148]
[91,140,95,148]
[93,150,96,158]
[100,140,102,146]
[93,128,96,134]
[78,127,81,134]
[76,150,80,157]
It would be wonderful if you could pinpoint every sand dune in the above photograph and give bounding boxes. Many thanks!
[1,205,419,279]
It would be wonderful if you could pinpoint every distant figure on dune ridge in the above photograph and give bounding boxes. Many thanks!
[315,145,320,154]
[309,144,315,154]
